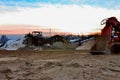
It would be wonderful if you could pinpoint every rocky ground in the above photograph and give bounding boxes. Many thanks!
[0,49,120,80]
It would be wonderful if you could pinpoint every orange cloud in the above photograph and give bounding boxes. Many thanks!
[0,24,70,36]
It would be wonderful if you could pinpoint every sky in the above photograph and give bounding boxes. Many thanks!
[0,0,120,34]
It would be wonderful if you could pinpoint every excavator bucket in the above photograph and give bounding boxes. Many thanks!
[90,36,111,54]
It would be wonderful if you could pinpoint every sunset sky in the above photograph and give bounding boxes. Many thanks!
[0,0,120,35]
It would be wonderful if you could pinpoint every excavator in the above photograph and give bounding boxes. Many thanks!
[90,17,120,54]
[24,31,68,47]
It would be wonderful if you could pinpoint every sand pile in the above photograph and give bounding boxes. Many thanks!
[76,40,95,51]
[51,42,78,49]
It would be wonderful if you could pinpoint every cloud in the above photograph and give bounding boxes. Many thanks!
[0,4,120,34]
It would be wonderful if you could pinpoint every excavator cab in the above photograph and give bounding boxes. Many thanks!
[32,31,42,37]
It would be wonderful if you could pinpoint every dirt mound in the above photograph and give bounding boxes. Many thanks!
[76,40,95,51]
[51,42,78,49]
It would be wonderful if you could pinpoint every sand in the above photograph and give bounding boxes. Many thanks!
[76,40,95,51]
[0,49,120,80]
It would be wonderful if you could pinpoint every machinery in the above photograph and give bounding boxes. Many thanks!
[90,17,120,54]
[24,31,68,47]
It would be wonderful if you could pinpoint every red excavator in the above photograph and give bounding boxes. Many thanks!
[90,17,120,54]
